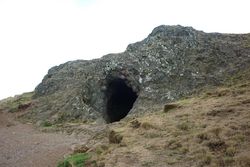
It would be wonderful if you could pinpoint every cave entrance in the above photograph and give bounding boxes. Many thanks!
[106,78,138,123]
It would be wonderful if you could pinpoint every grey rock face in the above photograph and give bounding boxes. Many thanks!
[30,25,250,123]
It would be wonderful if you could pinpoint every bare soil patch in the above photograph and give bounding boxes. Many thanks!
[0,112,81,167]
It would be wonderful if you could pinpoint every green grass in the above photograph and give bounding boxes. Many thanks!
[40,121,52,127]
[57,153,90,167]
[0,92,34,112]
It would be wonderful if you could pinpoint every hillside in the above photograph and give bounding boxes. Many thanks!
[0,67,250,167]
[86,70,250,167]
[23,25,250,124]
[0,25,250,167]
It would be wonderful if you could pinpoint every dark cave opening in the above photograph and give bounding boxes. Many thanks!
[106,78,138,123]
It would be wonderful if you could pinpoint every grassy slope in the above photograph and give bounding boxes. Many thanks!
[82,69,250,167]
[105,86,249,166]
[0,92,34,113]
[0,69,250,167]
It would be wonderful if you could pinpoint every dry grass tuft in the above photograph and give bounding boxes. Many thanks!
[129,119,141,128]
[225,146,237,157]
[197,132,210,142]
[200,154,212,166]
[163,103,180,113]
[207,108,235,116]
[206,139,226,151]
[236,153,250,167]
[108,130,123,144]
[141,122,155,130]
[176,122,190,131]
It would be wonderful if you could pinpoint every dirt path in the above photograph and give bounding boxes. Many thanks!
[0,111,81,167]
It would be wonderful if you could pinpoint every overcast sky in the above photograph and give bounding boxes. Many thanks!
[0,0,249,100]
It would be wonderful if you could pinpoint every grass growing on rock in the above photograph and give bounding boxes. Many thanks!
[0,92,34,113]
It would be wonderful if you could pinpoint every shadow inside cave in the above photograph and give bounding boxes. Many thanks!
[105,78,138,123]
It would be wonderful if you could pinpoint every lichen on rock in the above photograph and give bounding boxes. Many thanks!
[26,25,250,124]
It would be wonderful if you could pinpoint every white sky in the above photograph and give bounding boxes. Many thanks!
[0,0,250,100]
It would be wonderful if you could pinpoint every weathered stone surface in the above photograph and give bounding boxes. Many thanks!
[27,25,250,123]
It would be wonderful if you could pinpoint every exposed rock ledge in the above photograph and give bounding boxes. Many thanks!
[26,25,250,123]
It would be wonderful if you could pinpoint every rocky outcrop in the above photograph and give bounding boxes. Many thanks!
[28,25,250,123]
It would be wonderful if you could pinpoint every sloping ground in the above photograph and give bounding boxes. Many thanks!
[74,70,250,167]
[100,85,250,166]
[0,69,250,167]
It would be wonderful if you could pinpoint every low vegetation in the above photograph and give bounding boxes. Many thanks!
[57,153,90,167]
[1,69,250,167]
[64,68,250,167]
[0,92,33,113]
